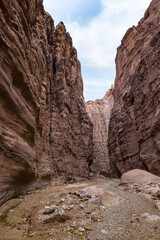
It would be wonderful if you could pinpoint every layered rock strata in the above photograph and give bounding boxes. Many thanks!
[0,0,93,205]
[108,0,160,177]
[86,89,114,177]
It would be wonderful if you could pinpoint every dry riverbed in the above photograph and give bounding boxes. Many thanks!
[0,178,160,240]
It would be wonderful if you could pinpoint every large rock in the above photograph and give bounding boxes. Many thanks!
[0,0,93,205]
[108,0,160,177]
[86,89,114,176]
[121,169,160,184]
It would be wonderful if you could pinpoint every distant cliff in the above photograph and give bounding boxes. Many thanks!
[108,0,160,177]
[86,89,114,177]
[0,0,93,205]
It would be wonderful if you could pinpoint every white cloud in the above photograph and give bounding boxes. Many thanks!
[44,0,151,100]
[67,0,151,68]
[84,79,111,87]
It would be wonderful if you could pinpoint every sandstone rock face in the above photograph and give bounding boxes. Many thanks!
[0,0,93,205]
[108,0,160,177]
[121,169,160,185]
[86,89,114,176]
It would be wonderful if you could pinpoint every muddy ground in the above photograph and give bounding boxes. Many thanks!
[0,178,160,240]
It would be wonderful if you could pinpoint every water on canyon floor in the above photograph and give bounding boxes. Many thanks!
[0,178,160,240]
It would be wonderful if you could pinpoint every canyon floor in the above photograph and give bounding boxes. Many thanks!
[0,178,160,240]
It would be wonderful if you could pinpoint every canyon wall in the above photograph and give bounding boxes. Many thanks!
[0,0,93,205]
[108,0,160,177]
[86,89,114,177]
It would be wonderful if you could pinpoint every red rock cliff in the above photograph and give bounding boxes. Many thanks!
[86,89,114,177]
[0,0,93,205]
[108,0,160,177]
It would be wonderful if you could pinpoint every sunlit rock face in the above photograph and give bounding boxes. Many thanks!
[86,89,114,177]
[108,0,160,177]
[0,0,93,205]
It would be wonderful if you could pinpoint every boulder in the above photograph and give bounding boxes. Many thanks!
[121,169,160,184]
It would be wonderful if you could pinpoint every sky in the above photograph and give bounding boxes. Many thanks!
[43,0,151,101]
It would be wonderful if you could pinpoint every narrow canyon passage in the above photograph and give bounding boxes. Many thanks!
[0,0,160,239]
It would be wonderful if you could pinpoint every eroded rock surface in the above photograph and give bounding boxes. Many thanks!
[86,89,114,177]
[108,0,160,177]
[0,0,93,205]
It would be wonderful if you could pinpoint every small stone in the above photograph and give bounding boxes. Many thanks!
[84,224,91,230]
[69,204,74,210]
[146,215,160,221]
[141,213,149,218]
[91,214,97,221]
[86,210,91,214]
[58,209,65,214]
[60,198,65,202]
[156,190,160,199]
[80,204,84,208]
[86,194,92,198]
[155,201,160,210]
[29,233,35,237]
[89,197,103,206]
[67,227,73,233]
[79,194,86,199]
[62,204,73,210]
[74,191,81,197]
[79,227,85,232]
[43,205,57,214]
[48,232,53,236]
[62,205,68,210]
[131,213,138,217]
[89,172,94,177]
[100,206,105,210]
[101,229,108,235]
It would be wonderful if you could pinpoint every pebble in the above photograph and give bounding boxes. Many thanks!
[86,210,91,214]
[43,205,57,214]
[89,172,94,177]
[62,205,69,210]
[60,198,65,202]
[84,224,91,230]
[79,194,87,199]
[156,190,160,199]
[86,194,92,198]
[100,205,105,209]
[155,201,160,210]
[79,227,85,232]
[80,204,84,208]
[101,229,108,235]
[131,213,138,217]
[141,213,149,218]
[89,197,103,206]
[61,204,74,210]
[29,233,35,237]
[146,215,160,221]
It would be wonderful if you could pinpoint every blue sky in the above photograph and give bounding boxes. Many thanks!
[43,0,151,101]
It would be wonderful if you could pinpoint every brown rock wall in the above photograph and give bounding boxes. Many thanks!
[108,0,160,177]
[0,0,93,205]
[86,89,114,176]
